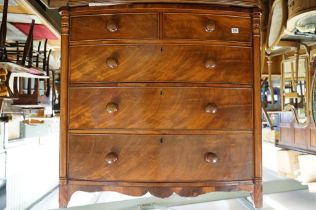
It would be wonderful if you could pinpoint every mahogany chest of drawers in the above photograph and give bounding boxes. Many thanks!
[60,3,262,208]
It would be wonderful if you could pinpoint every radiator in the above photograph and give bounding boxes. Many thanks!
[4,128,59,210]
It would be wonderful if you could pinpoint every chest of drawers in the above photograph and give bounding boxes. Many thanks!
[60,3,262,208]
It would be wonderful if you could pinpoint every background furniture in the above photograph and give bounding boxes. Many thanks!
[278,57,316,155]
[261,0,316,155]
[60,2,262,208]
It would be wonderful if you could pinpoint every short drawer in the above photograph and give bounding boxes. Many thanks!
[69,45,252,84]
[68,134,254,182]
[69,87,253,130]
[70,13,158,41]
[163,13,251,42]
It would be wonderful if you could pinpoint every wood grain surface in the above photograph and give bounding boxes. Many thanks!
[68,87,253,130]
[69,45,252,84]
[70,13,158,41]
[252,9,262,208]
[68,134,254,182]
[59,2,262,208]
[60,9,69,181]
[163,13,251,42]
[42,0,262,8]
[288,0,316,19]
[59,181,255,207]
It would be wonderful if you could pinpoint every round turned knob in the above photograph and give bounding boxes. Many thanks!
[106,58,118,69]
[205,59,216,69]
[105,152,118,165]
[205,103,217,114]
[107,20,118,32]
[106,103,118,114]
[205,152,218,164]
[204,21,216,33]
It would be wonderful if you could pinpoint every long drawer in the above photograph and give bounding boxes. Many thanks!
[69,45,252,84]
[70,13,159,41]
[69,87,253,130]
[68,134,254,182]
[163,13,251,42]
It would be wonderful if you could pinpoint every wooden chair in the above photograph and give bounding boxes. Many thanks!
[0,0,14,122]
[12,26,51,106]
[12,20,40,105]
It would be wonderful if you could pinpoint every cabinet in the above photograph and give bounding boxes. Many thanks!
[60,3,262,208]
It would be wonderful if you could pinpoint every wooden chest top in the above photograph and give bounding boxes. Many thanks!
[41,0,262,8]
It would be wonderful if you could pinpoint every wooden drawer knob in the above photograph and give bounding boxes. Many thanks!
[107,20,118,32]
[205,103,217,114]
[105,152,118,165]
[106,103,118,114]
[106,58,118,69]
[205,152,218,164]
[205,59,216,69]
[205,21,216,33]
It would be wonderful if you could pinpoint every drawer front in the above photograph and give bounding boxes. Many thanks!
[69,45,252,84]
[69,87,253,130]
[70,13,158,41]
[68,134,254,182]
[163,13,251,42]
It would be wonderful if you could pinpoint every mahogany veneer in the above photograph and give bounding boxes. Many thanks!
[42,0,262,8]
[69,87,253,130]
[70,13,159,41]
[60,3,262,208]
[69,45,253,84]
[68,134,254,182]
[162,13,251,42]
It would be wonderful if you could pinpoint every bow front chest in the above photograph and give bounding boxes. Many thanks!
[60,3,262,208]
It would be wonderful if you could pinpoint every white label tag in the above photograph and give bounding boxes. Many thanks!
[231,28,239,34]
